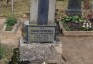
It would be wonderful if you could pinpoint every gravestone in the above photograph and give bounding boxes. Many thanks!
[26,0,56,43]
[66,0,82,16]
[19,0,63,64]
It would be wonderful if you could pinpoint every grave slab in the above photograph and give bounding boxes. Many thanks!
[19,38,63,64]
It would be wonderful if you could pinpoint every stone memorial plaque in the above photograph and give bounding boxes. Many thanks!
[26,25,56,43]
[30,0,56,24]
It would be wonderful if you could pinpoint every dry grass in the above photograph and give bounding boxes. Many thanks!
[0,0,92,18]
[0,0,66,17]
[0,0,30,17]
[56,0,68,18]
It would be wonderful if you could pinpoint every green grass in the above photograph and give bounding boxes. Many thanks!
[0,48,5,59]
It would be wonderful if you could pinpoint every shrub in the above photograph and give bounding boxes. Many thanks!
[61,16,70,22]
[62,16,84,23]
[0,48,5,59]
[6,16,17,26]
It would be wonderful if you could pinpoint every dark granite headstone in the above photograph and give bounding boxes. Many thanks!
[38,0,49,25]
[66,0,82,16]
[68,0,81,10]
[24,0,56,43]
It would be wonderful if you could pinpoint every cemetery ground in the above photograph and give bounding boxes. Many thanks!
[0,18,93,64]
[60,36,93,64]
[0,0,93,64]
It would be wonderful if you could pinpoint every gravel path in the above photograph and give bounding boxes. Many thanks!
[60,36,93,64]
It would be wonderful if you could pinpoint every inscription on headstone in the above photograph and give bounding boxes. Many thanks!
[27,26,56,43]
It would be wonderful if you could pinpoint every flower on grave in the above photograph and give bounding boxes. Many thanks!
[82,20,86,28]
[42,62,47,64]
[89,23,92,28]
[82,21,92,29]
[82,22,86,28]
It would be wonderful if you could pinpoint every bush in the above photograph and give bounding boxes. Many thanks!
[0,48,5,59]
[6,16,17,26]
[61,16,85,23]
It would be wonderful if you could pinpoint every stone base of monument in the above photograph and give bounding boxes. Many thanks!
[19,38,63,64]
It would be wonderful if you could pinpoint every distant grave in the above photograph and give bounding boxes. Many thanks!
[66,0,82,16]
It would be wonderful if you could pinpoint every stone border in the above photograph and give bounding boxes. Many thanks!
[59,22,93,36]
[1,20,21,34]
